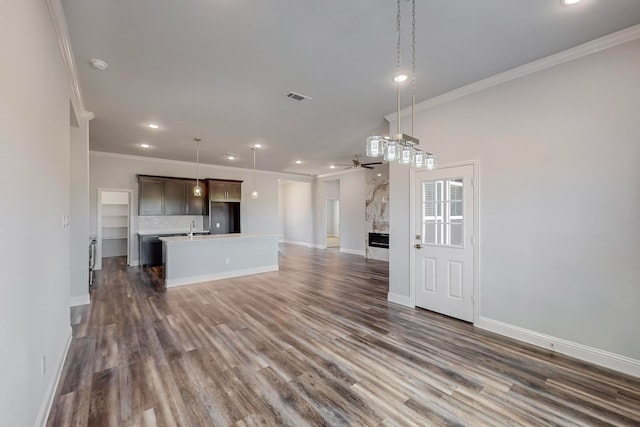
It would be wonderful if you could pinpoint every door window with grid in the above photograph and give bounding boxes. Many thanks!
[422,178,464,247]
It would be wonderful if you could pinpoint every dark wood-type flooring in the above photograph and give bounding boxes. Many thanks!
[48,244,640,426]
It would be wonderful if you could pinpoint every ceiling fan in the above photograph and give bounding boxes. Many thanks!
[338,154,383,170]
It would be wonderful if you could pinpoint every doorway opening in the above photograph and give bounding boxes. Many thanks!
[326,198,340,248]
[97,189,132,270]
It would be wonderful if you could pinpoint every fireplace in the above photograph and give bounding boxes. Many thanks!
[368,233,389,249]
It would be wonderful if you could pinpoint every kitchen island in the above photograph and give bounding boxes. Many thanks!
[159,233,279,287]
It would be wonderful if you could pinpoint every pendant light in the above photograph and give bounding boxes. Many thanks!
[365,0,435,169]
[251,145,259,199]
[366,135,384,157]
[193,138,202,197]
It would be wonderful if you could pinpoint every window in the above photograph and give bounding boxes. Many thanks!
[422,178,464,247]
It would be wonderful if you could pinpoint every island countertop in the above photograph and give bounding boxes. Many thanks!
[160,233,280,287]
[138,229,209,236]
[159,233,279,244]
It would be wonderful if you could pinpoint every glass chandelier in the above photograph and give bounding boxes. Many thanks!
[365,0,435,170]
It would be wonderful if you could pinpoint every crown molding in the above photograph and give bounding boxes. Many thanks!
[46,0,94,121]
[89,151,314,180]
[385,24,640,122]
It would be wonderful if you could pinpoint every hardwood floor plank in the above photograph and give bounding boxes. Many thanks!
[88,367,120,427]
[46,246,640,426]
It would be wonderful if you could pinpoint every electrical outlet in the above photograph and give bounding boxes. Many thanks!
[41,355,46,376]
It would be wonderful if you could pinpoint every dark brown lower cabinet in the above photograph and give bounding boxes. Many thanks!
[139,232,211,267]
[139,235,163,267]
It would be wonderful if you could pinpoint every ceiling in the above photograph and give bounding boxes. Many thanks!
[62,0,640,176]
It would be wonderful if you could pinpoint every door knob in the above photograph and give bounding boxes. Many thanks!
[414,243,422,249]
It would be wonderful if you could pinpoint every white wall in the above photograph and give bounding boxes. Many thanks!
[90,152,313,264]
[279,181,314,245]
[69,119,90,304]
[389,38,640,361]
[0,1,74,425]
[324,179,340,199]
[337,171,366,255]
[389,162,411,294]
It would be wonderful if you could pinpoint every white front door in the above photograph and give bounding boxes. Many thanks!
[414,164,475,322]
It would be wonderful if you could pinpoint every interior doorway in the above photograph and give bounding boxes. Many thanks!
[97,189,132,270]
[326,198,340,248]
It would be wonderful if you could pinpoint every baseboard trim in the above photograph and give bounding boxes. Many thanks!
[35,326,72,427]
[387,292,412,307]
[166,265,279,288]
[69,294,90,307]
[283,240,314,248]
[339,248,366,257]
[128,260,140,267]
[313,244,327,249]
[477,317,640,378]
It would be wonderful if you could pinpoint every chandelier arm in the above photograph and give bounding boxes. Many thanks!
[397,0,401,74]
[412,0,416,137]
[397,87,401,135]
[396,0,401,135]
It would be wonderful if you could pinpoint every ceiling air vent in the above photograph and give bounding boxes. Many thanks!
[286,92,311,102]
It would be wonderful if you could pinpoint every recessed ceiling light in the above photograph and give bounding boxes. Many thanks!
[140,143,150,148]
[561,0,581,5]
[377,173,382,177]
[253,144,262,148]
[394,74,408,83]
[90,58,108,71]
[147,123,160,129]
[226,154,235,160]
[295,160,302,164]
[330,165,336,169]
[286,92,312,102]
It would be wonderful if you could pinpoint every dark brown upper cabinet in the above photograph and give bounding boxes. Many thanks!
[138,175,208,216]
[163,179,187,215]
[138,177,165,215]
[209,180,242,202]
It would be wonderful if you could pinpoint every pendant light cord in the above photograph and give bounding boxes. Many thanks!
[411,0,416,138]
[195,138,200,188]
[396,0,401,135]
[252,147,257,191]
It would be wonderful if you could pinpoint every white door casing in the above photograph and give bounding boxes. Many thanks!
[413,164,475,322]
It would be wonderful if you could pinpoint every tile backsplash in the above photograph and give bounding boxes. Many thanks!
[138,215,205,232]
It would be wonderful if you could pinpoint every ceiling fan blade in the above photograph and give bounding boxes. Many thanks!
[361,162,383,166]
[362,165,375,169]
